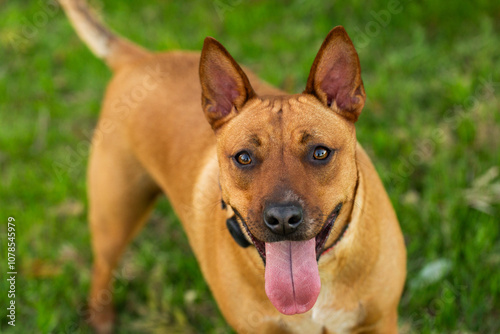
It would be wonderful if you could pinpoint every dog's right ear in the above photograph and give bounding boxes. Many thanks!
[199,37,256,131]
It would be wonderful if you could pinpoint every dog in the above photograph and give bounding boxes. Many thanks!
[59,0,406,333]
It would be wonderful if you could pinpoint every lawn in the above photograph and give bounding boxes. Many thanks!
[1,0,499,333]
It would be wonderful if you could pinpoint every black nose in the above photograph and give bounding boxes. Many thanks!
[263,204,303,236]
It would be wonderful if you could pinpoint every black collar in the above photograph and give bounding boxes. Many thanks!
[222,199,251,248]
[226,215,252,248]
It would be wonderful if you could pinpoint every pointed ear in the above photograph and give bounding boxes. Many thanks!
[199,37,256,130]
[304,26,366,122]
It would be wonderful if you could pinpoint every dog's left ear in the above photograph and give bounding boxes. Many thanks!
[304,26,366,122]
[200,37,256,131]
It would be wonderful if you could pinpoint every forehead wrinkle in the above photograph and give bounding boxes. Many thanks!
[288,94,342,121]
[300,131,312,144]
[271,99,282,114]
[251,98,285,170]
[260,98,283,138]
[240,130,265,151]
[249,133,261,147]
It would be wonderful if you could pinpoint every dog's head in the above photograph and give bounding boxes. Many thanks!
[199,26,365,315]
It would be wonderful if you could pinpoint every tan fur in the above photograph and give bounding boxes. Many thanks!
[60,1,406,333]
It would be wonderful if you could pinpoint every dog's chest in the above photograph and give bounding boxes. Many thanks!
[308,286,364,334]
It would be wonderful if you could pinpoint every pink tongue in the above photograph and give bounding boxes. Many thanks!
[265,239,321,315]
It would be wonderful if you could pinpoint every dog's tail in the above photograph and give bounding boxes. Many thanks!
[59,0,150,71]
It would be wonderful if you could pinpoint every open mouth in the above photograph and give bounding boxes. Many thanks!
[239,203,343,264]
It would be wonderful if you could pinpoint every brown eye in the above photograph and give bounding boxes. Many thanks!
[236,151,252,165]
[313,147,329,160]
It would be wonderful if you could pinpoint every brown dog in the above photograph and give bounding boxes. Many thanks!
[60,0,406,333]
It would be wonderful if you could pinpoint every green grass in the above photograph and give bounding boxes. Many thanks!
[1,0,499,333]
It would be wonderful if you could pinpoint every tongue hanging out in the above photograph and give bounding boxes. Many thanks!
[264,238,321,315]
